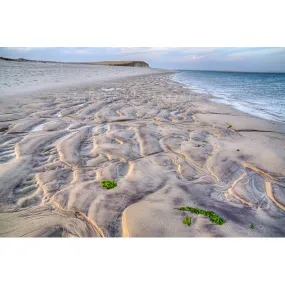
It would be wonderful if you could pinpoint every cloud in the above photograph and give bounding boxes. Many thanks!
[224,47,285,60]
[62,48,95,55]
[5,47,43,52]
[192,55,204,60]
[117,47,217,56]
[118,47,170,54]
[179,47,217,55]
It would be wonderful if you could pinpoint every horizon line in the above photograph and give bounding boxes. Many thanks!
[176,69,285,74]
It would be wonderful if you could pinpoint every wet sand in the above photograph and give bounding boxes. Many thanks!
[0,69,285,237]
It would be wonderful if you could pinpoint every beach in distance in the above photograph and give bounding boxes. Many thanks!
[0,59,285,237]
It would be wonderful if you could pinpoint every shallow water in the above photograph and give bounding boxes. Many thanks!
[172,70,285,122]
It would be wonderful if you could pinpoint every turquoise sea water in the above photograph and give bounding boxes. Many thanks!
[172,70,285,122]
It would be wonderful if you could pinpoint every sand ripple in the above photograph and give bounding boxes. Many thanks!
[1,74,285,237]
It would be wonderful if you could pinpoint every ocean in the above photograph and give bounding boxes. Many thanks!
[172,70,285,122]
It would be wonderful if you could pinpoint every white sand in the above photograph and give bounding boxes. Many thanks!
[0,60,169,97]
[0,64,285,237]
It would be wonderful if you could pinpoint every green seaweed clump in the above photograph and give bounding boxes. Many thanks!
[177,206,226,225]
[43,147,53,153]
[101,180,117,189]
[249,224,254,230]
[183,216,192,226]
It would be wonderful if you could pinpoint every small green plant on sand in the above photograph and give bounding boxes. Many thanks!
[183,216,192,226]
[43,147,53,153]
[227,124,232,129]
[202,140,207,143]
[101,180,117,189]
[249,224,254,230]
[176,206,226,225]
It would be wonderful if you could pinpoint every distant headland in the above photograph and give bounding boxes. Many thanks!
[0,57,149,67]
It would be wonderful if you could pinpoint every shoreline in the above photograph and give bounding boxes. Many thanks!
[170,74,285,125]
[0,70,285,237]
[171,71,285,124]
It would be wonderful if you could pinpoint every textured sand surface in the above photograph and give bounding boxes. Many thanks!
[0,60,164,97]
[0,72,285,237]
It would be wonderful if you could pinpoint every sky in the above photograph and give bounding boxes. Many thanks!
[1,47,285,72]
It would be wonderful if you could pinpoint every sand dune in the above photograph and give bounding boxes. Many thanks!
[0,71,285,237]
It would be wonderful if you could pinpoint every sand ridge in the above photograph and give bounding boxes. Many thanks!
[0,73,285,237]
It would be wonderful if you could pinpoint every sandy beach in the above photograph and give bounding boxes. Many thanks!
[0,63,285,237]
